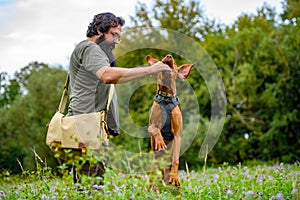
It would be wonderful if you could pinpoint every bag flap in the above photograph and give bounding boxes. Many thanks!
[61,112,101,149]
[46,111,64,146]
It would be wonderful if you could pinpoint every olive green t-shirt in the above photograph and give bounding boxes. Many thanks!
[67,40,119,134]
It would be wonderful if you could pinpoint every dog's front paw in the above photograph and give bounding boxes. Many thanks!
[153,134,167,150]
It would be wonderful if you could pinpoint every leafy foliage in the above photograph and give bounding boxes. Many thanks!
[0,63,66,173]
[115,0,299,167]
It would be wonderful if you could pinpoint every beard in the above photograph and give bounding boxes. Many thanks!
[96,35,118,67]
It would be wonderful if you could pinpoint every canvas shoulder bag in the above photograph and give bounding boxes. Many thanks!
[46,73,115,153]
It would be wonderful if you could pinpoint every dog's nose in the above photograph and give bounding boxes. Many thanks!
[166,55,172,58]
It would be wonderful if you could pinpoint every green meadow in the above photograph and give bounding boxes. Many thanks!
[0,162,298,199]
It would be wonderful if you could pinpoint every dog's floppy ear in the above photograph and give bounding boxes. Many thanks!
[146,55,159,65]
[177,64,194,80]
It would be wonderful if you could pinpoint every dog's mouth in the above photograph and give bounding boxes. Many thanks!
[162,55,175,69]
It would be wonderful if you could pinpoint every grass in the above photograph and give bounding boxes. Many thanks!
[0,161,299,199]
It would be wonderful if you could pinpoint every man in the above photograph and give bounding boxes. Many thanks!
[67,12,170,183]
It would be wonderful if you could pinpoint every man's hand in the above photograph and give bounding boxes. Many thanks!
[149,61,171,75]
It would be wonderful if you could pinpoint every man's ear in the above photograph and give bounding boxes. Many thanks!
[97,28,102,35]
[177,64,194,80]
[146,55,159,65]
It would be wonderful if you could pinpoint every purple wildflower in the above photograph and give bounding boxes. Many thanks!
[213,174,219,179]
[227,190,232,196]
[92,184,100,190]
[291,188,297,196]
[275,163,285,172]
[275,192,284,200]
[194,187,198,193]
[0,191,5,199]
[268,175,274,181]
[246,190,254,196]
[41,194,47,200]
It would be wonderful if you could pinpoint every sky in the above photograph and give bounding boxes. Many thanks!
[0,0,283,75]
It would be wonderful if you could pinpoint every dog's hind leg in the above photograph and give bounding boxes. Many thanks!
[169,105,182,186]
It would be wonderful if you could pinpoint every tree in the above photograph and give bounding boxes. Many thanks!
[207,3,300,164]
[281,0,300,22]
[0,72,21,108]
[0,63,67,172]
[122,0,299,167]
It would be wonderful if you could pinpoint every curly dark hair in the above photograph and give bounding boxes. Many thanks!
[86,12,125,37]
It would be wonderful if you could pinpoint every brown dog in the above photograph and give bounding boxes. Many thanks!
[147,55,193,187]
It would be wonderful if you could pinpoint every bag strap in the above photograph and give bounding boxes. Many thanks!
[106,84,115,112]
[57,73,115,114]
[58,73,70,114]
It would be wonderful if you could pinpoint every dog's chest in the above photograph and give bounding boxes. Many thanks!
[154,95,180,140]
[158,71,177,94]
